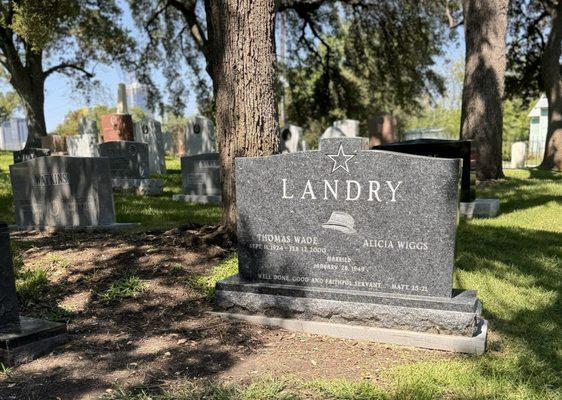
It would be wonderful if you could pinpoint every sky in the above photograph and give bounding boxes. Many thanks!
[3,2,465,132]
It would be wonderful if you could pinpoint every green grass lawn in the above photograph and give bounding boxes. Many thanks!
[2,151,561,399]
[0,152,221,228]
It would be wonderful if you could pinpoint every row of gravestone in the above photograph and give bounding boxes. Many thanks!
[1,136,488,368]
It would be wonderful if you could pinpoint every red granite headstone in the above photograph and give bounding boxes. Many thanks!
[101,114,134,142]
[368,114,397,147]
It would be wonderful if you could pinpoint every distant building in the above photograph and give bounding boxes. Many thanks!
[0,116,28,150]
[528,95,548,158]
[126,80,150,115]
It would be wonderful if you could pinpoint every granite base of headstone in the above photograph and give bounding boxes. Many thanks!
[100,113,134,142]
[0,222,68,367]
[215,137,487,354]
[134,118,167,174]
[98,141,163,196]
[13,148,51,164]
[173,153,221,204]
[459,198,500,219]
[9,156,136,230]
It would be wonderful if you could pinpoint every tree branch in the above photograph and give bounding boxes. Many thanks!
[167,0,209,60]
[44,63,94,78]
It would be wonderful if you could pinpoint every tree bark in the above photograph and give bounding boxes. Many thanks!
[5,50,47,148]
[460,0,508,180]
[539,1,562,171]
[205,0,279,235]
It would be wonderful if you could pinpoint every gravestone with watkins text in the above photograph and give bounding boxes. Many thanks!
[215,137,487,354]
[97,141,163,195]
[134,118,167,174]
[9,156,118,228]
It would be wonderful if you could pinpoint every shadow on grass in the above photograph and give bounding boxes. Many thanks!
[455,221,561,393]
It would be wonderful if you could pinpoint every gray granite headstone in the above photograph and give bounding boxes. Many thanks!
[176,153,221,204]
[216,137,487,352]
[235,137,458,298]
[185,116,216,156]
[97,141,150,179]
[134,118,167,174]
[9,156,116,228]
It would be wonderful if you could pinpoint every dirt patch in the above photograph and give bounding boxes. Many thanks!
[0,227,453,400]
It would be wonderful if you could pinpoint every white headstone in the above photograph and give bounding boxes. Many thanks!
[279,124,304,153]
[134,118,167,174]
[333,119,360,138]
[320,126,345,140]
[511,142,526,169]
[67,134,99,157]
[185,116,216,156]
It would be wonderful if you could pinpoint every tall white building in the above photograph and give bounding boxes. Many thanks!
[0,116,28,150]
[126,79,150,115]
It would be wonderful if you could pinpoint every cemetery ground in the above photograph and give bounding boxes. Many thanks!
[0,151,560,399]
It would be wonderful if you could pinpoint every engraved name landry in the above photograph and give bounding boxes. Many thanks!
[32,173,70,186]
[281,179,402,202]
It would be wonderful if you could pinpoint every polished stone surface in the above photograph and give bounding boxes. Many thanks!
[373,139,475,203]
[13,148,51,164]
[0,316,68,367]
[235,137,460,298]
[98,141,150,179]
[10,156,116,227]
[0,222,19,326]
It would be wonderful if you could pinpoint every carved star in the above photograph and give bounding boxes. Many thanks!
[326,143,356,173]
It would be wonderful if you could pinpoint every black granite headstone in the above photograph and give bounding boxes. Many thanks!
[13,148,51,164]
[0,222,19,326]
[372,139,475,202]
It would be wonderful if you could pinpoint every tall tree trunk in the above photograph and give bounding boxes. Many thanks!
[460,0,508,180]
[8,51,47,148]
[205,0,279,235]
[539,1,562,171]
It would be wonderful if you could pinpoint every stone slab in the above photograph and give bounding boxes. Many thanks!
[13,148,51,164]
[134,119,167,175]
[185,116,216,156]
[98,141,150,179]
[460,198,500,219]
[216,276,481,336]
[10,156,116,228]
[180,153,221,200]
[212,312,487,355]
[172,194,221,204]
[1,222,19,326]
[111,178,164,196]
[67,134,99,157]
[0,316,68,367]
[235,137,460,298]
